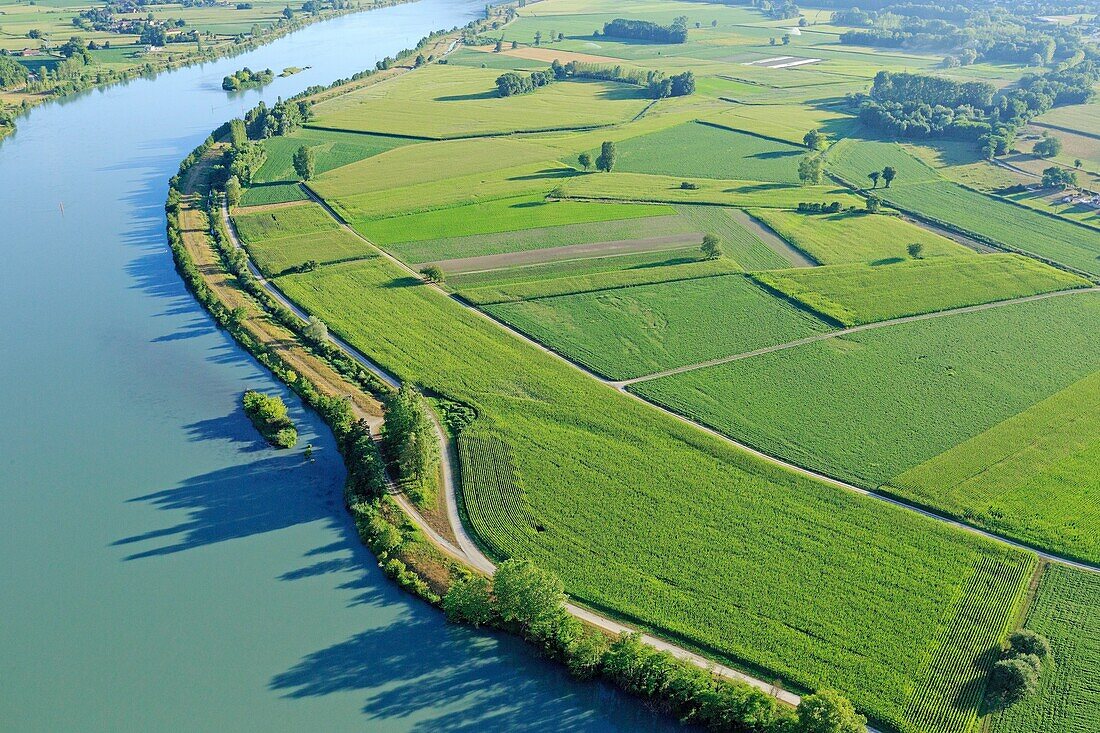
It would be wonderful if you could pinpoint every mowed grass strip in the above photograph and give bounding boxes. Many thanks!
[460,256,743,305]
[631,292,1100,487]
[605,121,806,183]
[232,202,339,245]
[309,63,650,138]
[388,213,700,265]
[277,254,1032,733]
[889,370,1100,565]
[753,254,1089,326]
[562,171,862,208]
[990,565,1100,733]
[357,195,674,254]
[485,273,832,379]
[749,209,973,265]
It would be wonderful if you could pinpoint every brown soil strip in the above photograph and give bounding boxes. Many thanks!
[422,233,705,274]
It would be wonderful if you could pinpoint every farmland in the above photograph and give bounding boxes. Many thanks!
[631,292,1100,487]
[749,208,974,264]
[201,0,1100,730]
[486,274,832,379]
[991,565,1100,733]
[753,255,1089,326]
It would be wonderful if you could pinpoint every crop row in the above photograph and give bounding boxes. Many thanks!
[456,423,534,560]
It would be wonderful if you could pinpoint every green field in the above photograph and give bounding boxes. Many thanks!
[1034,101,1100,137]
[673,204,795,270]
[606,121,806,183]
[750,209,974,265]
[486,274,831,379]
[232,202,339,244]
[632,292,1100,487]
[356,195,675,258]
[753,255,1088,326]
[562,171,862,208]
[246,228,372,275]
[310,63,651,138]
[251,128,410,185]
[274,251,1033,733]
[889,370,1100,565]
[827,140,1100,277]
[991,565,1100,733]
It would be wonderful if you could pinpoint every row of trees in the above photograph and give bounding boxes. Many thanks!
[444,558,866,733]
[495,67,555,96]
[602,16,688,44]
[576,141,617,172]
[381,384,440,503]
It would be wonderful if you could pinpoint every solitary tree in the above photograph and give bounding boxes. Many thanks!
[534,30,542,46]
[803,128,826,150]
[292,145,315,181]
[796,690,866,733]
[907,242,923,259]
[225,175,242,208]
[577,152,593,171]
[770,37,777,46]
[1008,630,1052,661]
[865,195,881,213]
[282,5,293,19]
[494,38,503,52]
[511,39,518,49]
[701,234,722,259]
[881,165,897,187]
[1042,166,1077,189]
[867,170,880,188]
[1074,158,1082,169]
[303,315,328,343]
[1034,133,1062,157]
[711,19,718,27]
[782,33,791,45]
[420,265,445,283]
[798,154,823,185]
[595,141,616,172]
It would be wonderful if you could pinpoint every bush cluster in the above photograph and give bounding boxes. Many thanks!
[602,17,688,44]
[242,390,297,448]
[985,629,1053,711]
[797,201,844,214]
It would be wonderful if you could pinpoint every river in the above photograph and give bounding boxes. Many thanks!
[0,3,678,730]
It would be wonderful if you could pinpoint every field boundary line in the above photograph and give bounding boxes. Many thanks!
[619,285,1100,385]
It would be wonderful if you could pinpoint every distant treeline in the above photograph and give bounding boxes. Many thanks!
[601,17,688,44]
[856,63,1099,154]
[497,59,694,99]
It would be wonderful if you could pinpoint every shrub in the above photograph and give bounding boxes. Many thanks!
[443,574,495,626]
[985,656,1040,710]
[1008,629,1052,661]
[680,181,699,189]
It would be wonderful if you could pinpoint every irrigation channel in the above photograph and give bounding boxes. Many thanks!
[0,3,683,730]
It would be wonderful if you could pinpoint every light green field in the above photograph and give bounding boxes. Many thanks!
[276,251,1033,733]
[357,195,674,255]
[1034,101,1100,137]
[244,229,372,275]
[827,140,1100,276]
[673,204,794,270]
[310,63,650,138]
[632,292,1100,487]
[753,254,1088,326]
[991,565,1100,733]
[486,274,832,379]
[701,103,859,145]
[562,171,862,208]
[451,246,706,289]
[750,209,973,265]
[251,128,410,185]
[606,121,805,183]
[889,370,1100,565]
[459,256,744,305]
[232,202,339,245]
[397,213,700,266]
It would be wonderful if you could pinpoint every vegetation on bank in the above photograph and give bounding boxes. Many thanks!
[222,66,274,91]
[242,389,297,447]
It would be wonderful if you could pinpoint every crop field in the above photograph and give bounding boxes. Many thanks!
[1034,101,1100,137]
[749,209,973,264]
[701,103,859,145]
[276,251,1034,733]
[232,202,339,245]
[889,370,1100,565]
[394,214,700,266]
[753,255,1088,326]
[632,292,1100,487]
[251,129,410,186]
[356,195,674,257]
[673,204,795,270]
[459,256,743,305]
[991,565,1100,733]
[562,172,862,208]
[485,274,831,379]
[247,229,372,276]
[827,141,1100,276]
[309,63,650,139]
[605,122,805,183]
[457,422,534,561]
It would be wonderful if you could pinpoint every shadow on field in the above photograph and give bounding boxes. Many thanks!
[435,89,499,102]
[508,167,580,181]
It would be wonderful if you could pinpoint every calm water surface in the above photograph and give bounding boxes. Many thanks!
[0,4,679,730]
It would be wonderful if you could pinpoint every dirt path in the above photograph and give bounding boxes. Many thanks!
[421,233,704,274]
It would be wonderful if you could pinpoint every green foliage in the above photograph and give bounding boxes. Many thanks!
[227,141,267,186]
[578,152,592,170]
[1033,133,1063,158]
[798,154,824,185]
[907,242,923,259]
[222,67,274,91]
[242,390,297,448]
[442,574,494,626]
[985,657,1040,711]
[0,54,29,90]
[419,265,445,283]
[1041,166,1076,188]
[700,233,721,260]
[596,140,616,173]
[291,144,315,181]
[225,175,242,208]
[1008,630,1052,662]
[797,690,867,733]
[803,128,827,150]
[381,383,439,503]
[492,558,565,627]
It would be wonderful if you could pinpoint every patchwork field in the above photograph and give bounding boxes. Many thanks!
[991,565,1100,733]
[753,255,1089,326]
[309,63,651,138]
[750,209,973,265]
[276,252,1034,733]
[605,121,806,183]
[632,292,1100,487]
[486,274,832,379]
[562,171,862,208]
